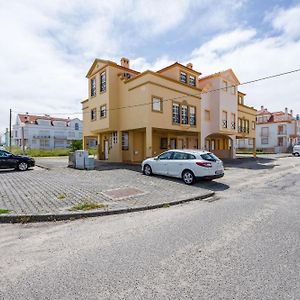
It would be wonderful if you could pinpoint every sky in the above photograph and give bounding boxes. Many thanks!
[1,0,300,138]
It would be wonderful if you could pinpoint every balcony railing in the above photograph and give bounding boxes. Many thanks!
[222,120,228,128]
[231,122,236,130]
[238,126,249,134]
[277,131,287,135]
[32,135,51,139]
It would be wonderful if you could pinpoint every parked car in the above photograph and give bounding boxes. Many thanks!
[142,149,224,185]
[292,144,300,157]
[0,150,35,171]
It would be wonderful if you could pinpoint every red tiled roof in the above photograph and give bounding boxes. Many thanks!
[18,114,70,124]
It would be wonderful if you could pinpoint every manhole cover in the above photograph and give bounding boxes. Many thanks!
[102,187,146,200]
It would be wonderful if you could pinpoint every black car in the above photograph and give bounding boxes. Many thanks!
[0,150,35,171]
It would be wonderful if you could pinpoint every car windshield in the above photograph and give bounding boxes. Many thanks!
[201,152,218,162]
[0,150,12,157]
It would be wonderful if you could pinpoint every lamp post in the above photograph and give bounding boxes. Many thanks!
[20,122,25,154]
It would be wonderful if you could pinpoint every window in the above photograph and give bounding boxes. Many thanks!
[100,105,107,118]
[100,72,106,92]
[261,127,269,136]
[231,85,236,95]
[205,110,210,121]
[231,113,236,129]
[252,121,255,130]
[152,97,162,112]
[238,95,244,105]
[15,130,18,138]
[75,123,79,131]
[172,103,180,124]
[189,106,196,125]
[160,138,168,149]
[180,71,187,83]
[122,132,129,150]
[261,137,268,144]
[248,139,253,146]
[112,132,118,144]
[223,80,228,92]
[158,151,173,160]
[91,108,96,121]
[222,111,228,128]
[172,152,196,160]
[181,105,188,124]
[189,75,196,87]
[91,78,96,97]
[201,153,218,162]
[245,120,250,133]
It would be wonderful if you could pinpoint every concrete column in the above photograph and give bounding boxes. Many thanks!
[253,137,257,158]
[146,127,152,158]
[83,136,88,150]
[97,134,101,160]
[198,132,202,149]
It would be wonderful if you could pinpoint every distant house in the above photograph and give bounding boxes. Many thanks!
[12,114,82,150]
[255,107,300,153]
[238,106,300,153]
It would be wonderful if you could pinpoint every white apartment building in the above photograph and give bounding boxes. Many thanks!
[254,107,300,153]
[13,114,82,150]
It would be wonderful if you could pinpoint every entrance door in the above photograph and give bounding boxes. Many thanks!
[177,139,183,149]
[104,140,109,160]
[170,138,176,149]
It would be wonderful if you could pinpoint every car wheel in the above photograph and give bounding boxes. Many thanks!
[295,152,300,157]
[182,170,195,185]
[18,162,28,171]
[143,164,152,176]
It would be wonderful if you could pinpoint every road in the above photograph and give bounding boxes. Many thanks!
[0,157,299,299]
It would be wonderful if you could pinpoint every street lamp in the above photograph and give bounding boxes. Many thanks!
[20,122,25,154]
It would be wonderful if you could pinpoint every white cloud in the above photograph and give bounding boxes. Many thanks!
[266,4,300,39]
[189,6,300,114]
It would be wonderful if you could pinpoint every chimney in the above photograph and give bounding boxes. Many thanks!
[261,105,264,111]
[120,57,129,69]
[290,109,293,116]
[186,63,193,69]
[285,107,288,117]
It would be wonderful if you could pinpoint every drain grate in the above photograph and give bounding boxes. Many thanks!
[102,187,146,200]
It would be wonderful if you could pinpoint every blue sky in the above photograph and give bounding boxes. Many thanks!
[1,0,300,138]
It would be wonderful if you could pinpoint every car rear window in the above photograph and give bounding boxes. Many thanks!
[201,153,218,162]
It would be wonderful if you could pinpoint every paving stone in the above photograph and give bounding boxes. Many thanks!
[0,167,210,215]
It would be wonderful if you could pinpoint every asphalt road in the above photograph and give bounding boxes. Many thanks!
[0,157,299,299]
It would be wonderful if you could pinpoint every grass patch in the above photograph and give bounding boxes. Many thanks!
[69,201,107,211]
[0,209,12,214]
[10,146,70,157]
[57,193,66,200]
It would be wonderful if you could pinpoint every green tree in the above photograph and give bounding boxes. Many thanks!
[69,140,83,152]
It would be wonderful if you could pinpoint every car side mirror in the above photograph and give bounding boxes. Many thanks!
[154,156,159,160]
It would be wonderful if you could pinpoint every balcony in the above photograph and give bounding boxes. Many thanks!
[277,131,287,135]
[222,120,228,128]
[231,122,236,130]
[238,126,249,134]
[32,135,51,139]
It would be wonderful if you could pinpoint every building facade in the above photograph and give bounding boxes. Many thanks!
[13,114,82,150]
[82,58,256,162]
[255,107,300,153]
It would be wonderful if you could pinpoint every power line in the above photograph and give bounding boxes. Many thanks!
[13,68,300,116]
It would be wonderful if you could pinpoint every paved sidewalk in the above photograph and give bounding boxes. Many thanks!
[0,167,213,223]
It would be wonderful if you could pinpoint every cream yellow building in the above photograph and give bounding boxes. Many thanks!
[82,58,256,162]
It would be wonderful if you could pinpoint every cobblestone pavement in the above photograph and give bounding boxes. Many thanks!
[0,167,211,215]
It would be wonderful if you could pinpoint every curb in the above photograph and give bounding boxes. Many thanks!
[0,192,215,224]
[35,164,51,170]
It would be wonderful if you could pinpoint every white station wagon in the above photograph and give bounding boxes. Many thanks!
[142,149,224,185]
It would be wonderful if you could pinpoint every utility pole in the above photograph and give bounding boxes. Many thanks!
[9,108,12,152]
